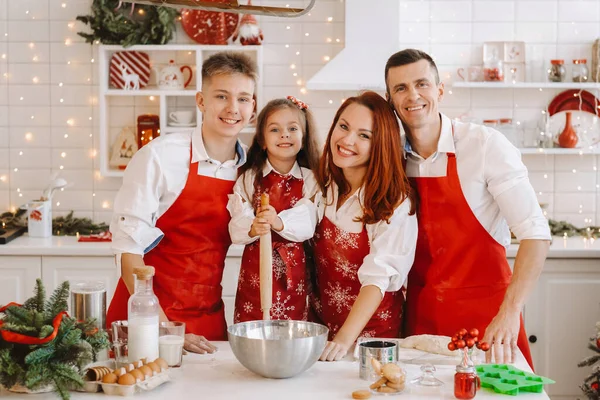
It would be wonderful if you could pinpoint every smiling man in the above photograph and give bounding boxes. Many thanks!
[107,52,257,355]
[385,49,551,368]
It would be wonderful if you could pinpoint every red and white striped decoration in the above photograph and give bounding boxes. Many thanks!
[109,51,151,89]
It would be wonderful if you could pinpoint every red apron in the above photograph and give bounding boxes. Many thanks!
[106,146,234,340]
[234,171,308,323]
[309,216,404,341]
[404,146,533,367]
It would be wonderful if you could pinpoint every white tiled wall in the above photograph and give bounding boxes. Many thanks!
[1,0,599,227]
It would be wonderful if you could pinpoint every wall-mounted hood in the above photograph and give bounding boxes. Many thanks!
[306,0,401,91]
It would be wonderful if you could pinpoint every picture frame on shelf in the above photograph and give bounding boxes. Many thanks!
[483,41,526,64]
[503,41,526,63]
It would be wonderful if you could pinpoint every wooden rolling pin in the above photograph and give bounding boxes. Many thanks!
[259,193,273,320]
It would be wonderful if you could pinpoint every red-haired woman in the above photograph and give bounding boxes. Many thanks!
[310,91,418,361]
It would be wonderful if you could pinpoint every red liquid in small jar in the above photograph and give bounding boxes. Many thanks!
[454,371,479,399]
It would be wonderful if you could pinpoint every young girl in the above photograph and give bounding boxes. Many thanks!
[310,91,418,361]
[228,96,320,323]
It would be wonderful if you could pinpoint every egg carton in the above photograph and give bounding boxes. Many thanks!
[80,361,171,396]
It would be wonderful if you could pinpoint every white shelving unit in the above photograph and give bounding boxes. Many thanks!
[452,81,600,89]
[98,44,263,178]
[451,80,600,155]
[518,147,600,155]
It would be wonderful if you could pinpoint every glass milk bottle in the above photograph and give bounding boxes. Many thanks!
[127,266,160,362]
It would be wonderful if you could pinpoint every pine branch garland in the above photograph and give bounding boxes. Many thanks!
[0,280,110,399]
[76,0,179,47]
[45,281,69,320]
[1,210,108,236]
[3,305,34,327]
[23,279,45,313]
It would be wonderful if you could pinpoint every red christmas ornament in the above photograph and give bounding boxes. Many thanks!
[591,382,599,391]
[232,1,264,45]
[180,0,239,45]
[596,337,600,349]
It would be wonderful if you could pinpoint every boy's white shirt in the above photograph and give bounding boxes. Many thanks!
[227,159,319,245]
[110,126,247,257]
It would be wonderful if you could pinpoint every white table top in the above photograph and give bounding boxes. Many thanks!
[1,234,599,259]
[0,342,550,399]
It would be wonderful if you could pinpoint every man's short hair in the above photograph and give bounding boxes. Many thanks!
[385,49,440,90]
[201,51,258,87]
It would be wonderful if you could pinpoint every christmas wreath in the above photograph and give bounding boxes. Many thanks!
[76,0,179,47]
[0,280,110,400]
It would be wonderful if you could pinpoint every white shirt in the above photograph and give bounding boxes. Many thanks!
[110,126,247,256]
[227,160,318,245]
[315,183,418,297]
[404,113,551,247]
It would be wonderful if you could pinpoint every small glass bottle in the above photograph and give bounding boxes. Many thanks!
[127,266,160,362]
[548,60,566,82]
[572,59,589,82]
[454,365,481,399]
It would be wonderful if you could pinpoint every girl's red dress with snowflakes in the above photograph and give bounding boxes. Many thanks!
[234,171,309,323]
[309,216,404,340]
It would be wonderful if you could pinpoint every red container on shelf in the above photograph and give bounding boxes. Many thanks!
[137,114,160,149]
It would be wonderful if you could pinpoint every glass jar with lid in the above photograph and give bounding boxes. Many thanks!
[548,60,566,82]
[572,59,589,82]
[482,119,499,128]
[484,55,504,82]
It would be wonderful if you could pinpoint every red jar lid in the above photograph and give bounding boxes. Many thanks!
[573,59,587,64]
[483,119,498,124]
[499,118,512,124]
[550,59,564,65]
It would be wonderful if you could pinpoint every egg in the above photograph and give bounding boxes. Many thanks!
[134,360,144,368]
[154,358,169,371]
[140,357,148,365]
[147,362,161,373]
[101,373,118,384]
[114,367,127,377]
[139,364,153,377]
[130,369,145,382]
[118,373,136,386]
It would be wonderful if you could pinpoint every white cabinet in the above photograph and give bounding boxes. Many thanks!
[515,259,600,399]
[41,256,119,306]
[0,256,41,304]
[98,44,264,178]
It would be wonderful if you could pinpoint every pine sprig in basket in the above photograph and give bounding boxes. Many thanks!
[0,279,110,400]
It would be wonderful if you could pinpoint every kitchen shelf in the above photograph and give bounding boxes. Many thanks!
[104,89,197,97]
[518,147,600,155]
[98,44,263,178]
[452,82,600,89]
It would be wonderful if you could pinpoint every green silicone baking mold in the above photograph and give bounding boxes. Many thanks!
[475,364,555,396]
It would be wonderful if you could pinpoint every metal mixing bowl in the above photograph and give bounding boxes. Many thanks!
[227,320,329,379]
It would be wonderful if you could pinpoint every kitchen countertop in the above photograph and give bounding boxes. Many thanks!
[0,234,598,258]
[0,342,550,399]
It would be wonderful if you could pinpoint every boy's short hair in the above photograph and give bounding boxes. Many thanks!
[201,52,258,87]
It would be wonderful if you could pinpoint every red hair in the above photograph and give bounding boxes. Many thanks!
[316,91,416,224]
